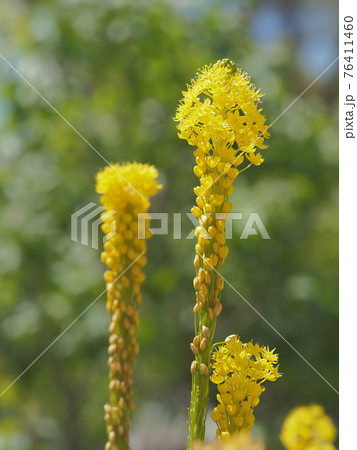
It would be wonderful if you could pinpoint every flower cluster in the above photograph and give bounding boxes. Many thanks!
[280,404,337,450]
[193,432,265,450]
[96,162,161,450]
[176,58,269,194]
[210,335,281,440]
[175,58,269,155]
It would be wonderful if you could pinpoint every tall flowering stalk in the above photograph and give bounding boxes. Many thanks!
[96,163,161,450]
[175,59,270,447]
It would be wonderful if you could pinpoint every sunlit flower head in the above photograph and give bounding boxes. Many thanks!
[280,404,337,450]
[96,162,162,213]
[175,58,270,169]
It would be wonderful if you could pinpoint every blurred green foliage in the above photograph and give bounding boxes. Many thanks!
[0,0,338,449]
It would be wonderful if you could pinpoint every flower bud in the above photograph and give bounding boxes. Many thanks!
[190,343,199,356]
[191,360,199,374]
[202,325,210,338]
[200,363,209,376]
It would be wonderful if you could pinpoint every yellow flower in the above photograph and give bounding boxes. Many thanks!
[210,335,281,439]
[280,404,337,450]
[96,162,161,450]
[96,162,161,212]
[175,58,269,170]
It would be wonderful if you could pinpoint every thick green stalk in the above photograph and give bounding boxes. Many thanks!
[188,315,216,446]
[187,208,225,448]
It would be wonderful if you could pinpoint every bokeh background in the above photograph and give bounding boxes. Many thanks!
[0,0,338,449]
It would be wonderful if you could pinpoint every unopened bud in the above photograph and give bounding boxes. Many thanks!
[112,299,119,310]
[190,360,199,374]
[194,254,200,267]
[109,380,117,391]
[216,277,224,291]
[196,291,205,304]
[200,363,209,376]
[200,338,207,351]
[190,343,199,356]
[214,303,223,317]
[216,220,225,231]
[200,283,208,296]
[119,397,125,409]
[108,344,117,355]
[104,403,111,413]
[109,333,119,344]
[210,253,218,267]
[198,268,205,282]
[193,277,200,290]
[195,243,202,254]
[202,325,210,338]
[204,271,211,284]
[219,246,229,259]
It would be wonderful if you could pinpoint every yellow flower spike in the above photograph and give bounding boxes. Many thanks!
[175,60,270,449]
[96,162,161,450]
[280,404,337,450]
[210,335,281,438]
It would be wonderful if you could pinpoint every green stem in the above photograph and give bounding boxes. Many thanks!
[187,180,227,448]
[188,364,211,445]
[188,263,222,448]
